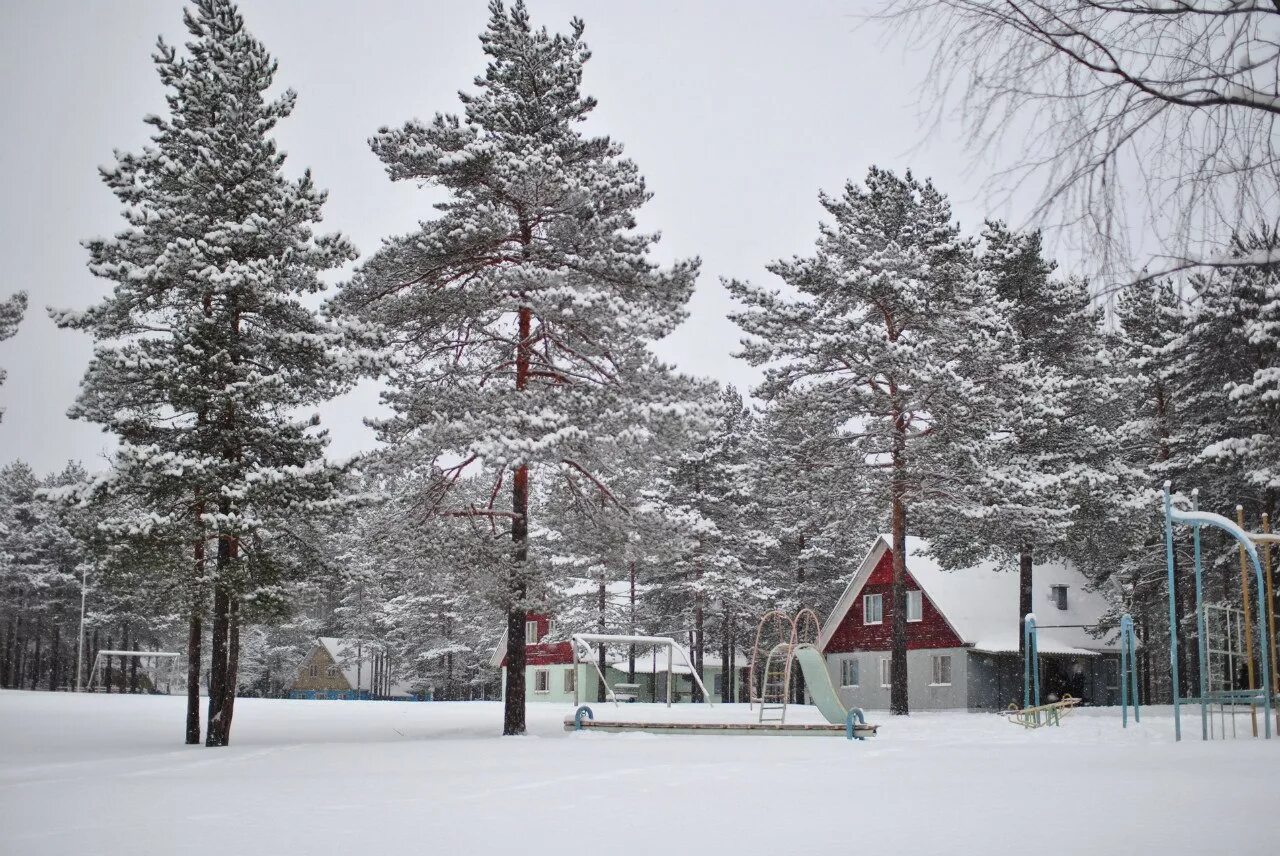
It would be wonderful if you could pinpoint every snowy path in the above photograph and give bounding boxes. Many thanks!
[1,690,1276,855]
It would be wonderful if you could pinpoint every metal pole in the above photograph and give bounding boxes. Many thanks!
[1235,506,1259,736]
[1192,490,1208,740]
[75,563,88,692]
[1163,484,1182,741]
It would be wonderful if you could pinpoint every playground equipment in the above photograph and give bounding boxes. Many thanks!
[568,633,712,709]
[1163,484,1275,741]
[749,608,821,724]
[565,609,877,739]
[1119,614,1141,727]
[999,613,1080,728]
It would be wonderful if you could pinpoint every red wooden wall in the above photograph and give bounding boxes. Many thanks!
[824,550,964,653]
[498,613,574,667]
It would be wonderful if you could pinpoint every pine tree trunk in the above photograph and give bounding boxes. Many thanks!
[693,598,704,704]
[597,577,607,703]
[1018,545,1033,654]
[720,613,732,704]
[628,562,637,683]
[502,303,533,736]
[1172,548,1198,698]
[206,530,231,747]
[889,414,910,715]
[187,539,204,744]
[29,616,43,691]
[49,624,61,691]
[221,596,240,744]
[129,630,139,693]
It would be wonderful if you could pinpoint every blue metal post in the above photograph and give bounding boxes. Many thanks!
[573,705,594,730]
[1192,490,1208,741]
[1163,484,1182,741]
[1119,614,1140,727]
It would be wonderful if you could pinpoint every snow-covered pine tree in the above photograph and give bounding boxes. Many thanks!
[924,222,1118,654]
[1192,228,1280,509]
[749,391,869,616]
[0,291,27,422]
[728,168,1006,714]
[332,0,707,735]
[1109,279,1195,700]
[54,0,355,746]
[642,386,754,702]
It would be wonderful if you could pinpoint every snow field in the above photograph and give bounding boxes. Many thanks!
[1,690,1277,856]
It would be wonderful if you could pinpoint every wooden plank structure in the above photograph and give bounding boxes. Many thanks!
[565,716,879,738]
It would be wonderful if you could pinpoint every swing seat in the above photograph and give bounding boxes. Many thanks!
[1000,695,1080,728]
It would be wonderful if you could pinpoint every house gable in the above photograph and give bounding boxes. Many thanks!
[289,644,353,692]
[822,544,965,654]
[494,612,575,668]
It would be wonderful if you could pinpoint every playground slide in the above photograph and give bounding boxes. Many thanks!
[792,644,849,725]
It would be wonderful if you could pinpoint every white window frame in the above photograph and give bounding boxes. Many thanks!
[1051,585,1068,611]
[840,657,859,688]
[533,668,550,693]
[906,590,923,623]
[931,654,952,687]
[879,657,892,688]
[864,593,884,625]
[525,620,540,644]
[563,667,576,693]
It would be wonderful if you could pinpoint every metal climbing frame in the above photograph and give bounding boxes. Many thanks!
[1162,484,1274,741]
[748,608,822,726]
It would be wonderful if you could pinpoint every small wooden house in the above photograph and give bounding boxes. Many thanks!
[287,637,421,701]
[819,534,1125,711]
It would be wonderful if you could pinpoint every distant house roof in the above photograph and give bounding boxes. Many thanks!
[819,535,1121,656]
[317,637,418,697]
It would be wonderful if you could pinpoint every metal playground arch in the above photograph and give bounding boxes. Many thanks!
[1163,483,1276,740]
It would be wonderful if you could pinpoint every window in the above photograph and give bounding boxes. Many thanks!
[1104,658,1119,690]
[840,658,859,688]
[533,669,550,693]
[714,673,724,696]
[563,668,576,693]
[525,620,540,644]
[325,665,338,678]
[1051,585,1068,611]
[864,593,884,625]
[309,664,318,678]
[879,657,892,688]
[931,655,952,686]
[906,590,923,623]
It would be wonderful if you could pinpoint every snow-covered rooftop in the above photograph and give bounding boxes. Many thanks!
[819,535,1121,656]
[317,637,418,697]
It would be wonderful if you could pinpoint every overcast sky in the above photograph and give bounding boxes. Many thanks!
[0,0,1045,475]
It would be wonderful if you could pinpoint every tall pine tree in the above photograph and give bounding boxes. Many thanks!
[332,1,707,735]
[729,168,1006,714]
[55,0,355,746]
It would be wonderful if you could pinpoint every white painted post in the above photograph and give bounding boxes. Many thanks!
[666,644,673,708]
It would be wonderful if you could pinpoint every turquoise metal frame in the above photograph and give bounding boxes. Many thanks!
[1119,614,1140,727]
[1023,614,1041,725]
[573,705,595,730]
[844,707,868,740]
[1162,483,1273,741]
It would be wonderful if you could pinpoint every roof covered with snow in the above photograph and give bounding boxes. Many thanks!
[819,536,1121,656]
[317,638,418,697]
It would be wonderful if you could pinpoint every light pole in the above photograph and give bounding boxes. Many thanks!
[75,562,89,692]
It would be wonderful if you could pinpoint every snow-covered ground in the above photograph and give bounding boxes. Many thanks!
[2,690,1276,855]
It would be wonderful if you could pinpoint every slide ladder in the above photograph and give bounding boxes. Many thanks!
[758,642,793,724]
